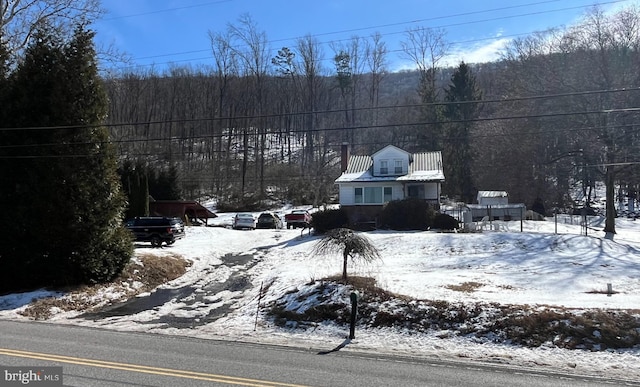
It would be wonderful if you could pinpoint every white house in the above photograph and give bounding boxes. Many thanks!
[335,144,445,225]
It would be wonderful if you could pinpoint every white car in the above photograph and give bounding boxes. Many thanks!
[233,213,256,230]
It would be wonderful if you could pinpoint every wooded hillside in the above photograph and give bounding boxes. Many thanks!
[104,6,640,213]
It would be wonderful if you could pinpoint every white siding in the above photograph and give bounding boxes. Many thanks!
[339,182,404,205]
[372,147,409,176]
[477,191,508,205]
[339,184,356,205]
[391,183,404,201]
[479,197,508,206]
[425,183,439,200]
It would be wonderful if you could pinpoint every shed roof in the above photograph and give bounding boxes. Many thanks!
[149,201,217,219]
[477,191,508,198]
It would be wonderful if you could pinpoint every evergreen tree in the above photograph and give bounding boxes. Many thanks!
[0,37,9,80]
[0,37,10,127]
[119,160,150,219]
[443,62,482,203]
[150,164,182,200]
[0,26,132,292]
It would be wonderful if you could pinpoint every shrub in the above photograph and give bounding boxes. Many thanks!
[378,198,434,230]
[531,197,546,217]
[74,226,134,284]
[311,208,349,234]
[432,213,459,230]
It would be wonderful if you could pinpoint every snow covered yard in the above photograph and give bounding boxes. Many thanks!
[1,213,640,381]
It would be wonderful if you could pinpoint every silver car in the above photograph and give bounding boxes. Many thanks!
[233,213,256,230]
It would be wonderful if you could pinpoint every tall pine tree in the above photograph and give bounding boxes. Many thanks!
[443,62,482,203]
[0,25,132,292]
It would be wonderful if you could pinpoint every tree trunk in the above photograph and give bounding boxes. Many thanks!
[604,165,616,238]
[342,251,349,281]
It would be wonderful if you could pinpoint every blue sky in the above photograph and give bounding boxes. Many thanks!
[93,0,632,73]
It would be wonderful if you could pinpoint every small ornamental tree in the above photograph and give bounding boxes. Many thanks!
[312,228,381,281]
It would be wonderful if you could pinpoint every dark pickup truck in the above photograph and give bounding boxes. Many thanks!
[284,210,312,229]
[125,217,185,247]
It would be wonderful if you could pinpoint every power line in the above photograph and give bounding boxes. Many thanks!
[127,0,568,61]
[1,86,638,132]
[102,0,234,21]
[103,0,629,71]
[1,113,638,158]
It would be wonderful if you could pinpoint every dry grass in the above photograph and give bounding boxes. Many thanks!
[266,276,640,351]
[19,253,190,320]
[490,308,640,350]
[323,274,406,301]
[446,281,484,293]
[121,253,191,291]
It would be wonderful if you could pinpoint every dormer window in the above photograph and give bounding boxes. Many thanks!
[380,160,388,175]
[394,159,403,174]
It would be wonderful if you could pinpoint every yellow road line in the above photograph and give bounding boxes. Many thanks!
[0,348,309,387]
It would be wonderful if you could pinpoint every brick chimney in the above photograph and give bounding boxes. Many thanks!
[341,142,350,173]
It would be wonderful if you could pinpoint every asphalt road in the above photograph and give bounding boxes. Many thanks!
[0,320,636,387]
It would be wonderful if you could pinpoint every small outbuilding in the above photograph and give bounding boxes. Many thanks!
[149,200,217,226]
[477,191,508,206]
[467,191,526,221]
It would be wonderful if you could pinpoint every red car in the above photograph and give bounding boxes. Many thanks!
[284,210,312,229]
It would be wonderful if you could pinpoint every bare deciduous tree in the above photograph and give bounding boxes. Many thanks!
[209,29,238,195]
[401,26,449,101]
[296,34,324,167]
[227,14,270,196]
[400,26,450,151]
[365,32,388,125]
[1,0,102,59]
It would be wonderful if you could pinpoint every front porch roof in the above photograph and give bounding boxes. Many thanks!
[335,169,445,183]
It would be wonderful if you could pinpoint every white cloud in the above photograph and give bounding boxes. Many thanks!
[445,37,512,66]
[389,33,513,72]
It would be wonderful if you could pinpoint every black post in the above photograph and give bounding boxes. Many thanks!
[349,291,358,339]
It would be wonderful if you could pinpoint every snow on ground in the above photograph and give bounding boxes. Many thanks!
[2,212,640,381]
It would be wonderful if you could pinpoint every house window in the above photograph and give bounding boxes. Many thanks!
[354,186,392,204]
[394,159,403,174]
[380,160,388,175]
[384,187,392,202]
[355,187,363,204]
[364,187,382,203]
[407,184,425,199]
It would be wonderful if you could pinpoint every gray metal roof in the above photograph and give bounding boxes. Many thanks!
[344,155,373,174]
[410,152,442,173]
[477,191,508,198]
[336,150,444,183]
